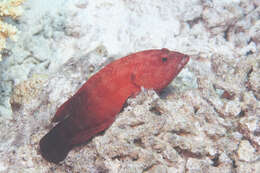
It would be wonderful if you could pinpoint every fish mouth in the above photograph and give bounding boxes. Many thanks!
[181,55,190,66]
[176,54,189,72]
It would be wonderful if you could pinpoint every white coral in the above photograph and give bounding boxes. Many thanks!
[0,0,25,61]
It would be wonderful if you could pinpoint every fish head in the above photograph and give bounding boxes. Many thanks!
[133,48,189,92]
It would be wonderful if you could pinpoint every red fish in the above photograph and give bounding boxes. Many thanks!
[39,48,189,163]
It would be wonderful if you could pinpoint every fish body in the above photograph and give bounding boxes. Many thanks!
[39,48,189,163]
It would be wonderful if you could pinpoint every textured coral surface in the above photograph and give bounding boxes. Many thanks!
[0,0,259,172]
[0,0,25,61]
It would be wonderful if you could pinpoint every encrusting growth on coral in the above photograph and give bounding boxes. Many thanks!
[0,0,25,61]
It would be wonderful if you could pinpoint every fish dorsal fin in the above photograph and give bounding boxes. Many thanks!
[52,91,86,122]
[52,98,72,122]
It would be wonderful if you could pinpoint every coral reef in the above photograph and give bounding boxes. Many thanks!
[0,0,25,61]
[0,0,259,172]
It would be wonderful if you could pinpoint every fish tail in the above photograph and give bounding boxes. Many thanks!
[39,117,78,163]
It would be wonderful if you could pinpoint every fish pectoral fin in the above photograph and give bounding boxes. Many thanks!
[130,73,144,97]
[69,117,115,145]
[130,73,140,88]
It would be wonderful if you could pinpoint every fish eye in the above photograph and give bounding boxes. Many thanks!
[162,57,168,62]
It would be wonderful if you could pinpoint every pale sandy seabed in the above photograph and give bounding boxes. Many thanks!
[0,0,259,172]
